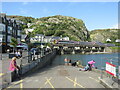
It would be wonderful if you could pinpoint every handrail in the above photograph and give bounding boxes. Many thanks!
[102,57,119,63]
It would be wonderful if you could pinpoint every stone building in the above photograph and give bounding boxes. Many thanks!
[0,13,24,52]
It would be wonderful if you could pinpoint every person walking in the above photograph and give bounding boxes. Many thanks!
[9,57,21,81]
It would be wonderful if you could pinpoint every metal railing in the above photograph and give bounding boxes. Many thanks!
[19,48,54,74]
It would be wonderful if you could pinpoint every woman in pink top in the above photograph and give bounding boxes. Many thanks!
[9,57,19,71]
[88,60,95,71]
[9,57,21,80]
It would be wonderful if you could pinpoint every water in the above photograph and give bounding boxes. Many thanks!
[53,53,119,69]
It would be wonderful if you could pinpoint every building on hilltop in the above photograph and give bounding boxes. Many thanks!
[30,34,69,44]
[30,34,45,43]
[115,39,120,43]
[106,38,111,42]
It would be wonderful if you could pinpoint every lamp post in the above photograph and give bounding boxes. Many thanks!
[37,34,42,58]
[40,35,45,57]
[25,33,31,63]
[0,38,2,60]
[40,35,43,57]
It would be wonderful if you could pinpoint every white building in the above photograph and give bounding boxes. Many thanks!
[25,28,34,34]
[44,36,52,43]
[115,39,120,43]
[30,34,45,43]
[62,37,69,41]
[106,38,111,42]
[30,34,70,43]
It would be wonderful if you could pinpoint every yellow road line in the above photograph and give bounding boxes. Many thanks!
[7,86,12,89]
[44,77,55,90]
[6,79,23,89]
[0,73,5,77]
[45,77,52,85]
[74,77,77,88]
[20,80,23,90]
[89,77,99,82]
[66,77,85,88]
[13,80,23,85]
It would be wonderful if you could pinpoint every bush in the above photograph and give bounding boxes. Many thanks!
[54,30,65,36]
[44,30,55,36]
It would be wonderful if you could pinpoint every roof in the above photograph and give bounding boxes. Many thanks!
[44,36,52,39]
[52,36,61,40]
[106,38,111,42]
[21,35,27,39]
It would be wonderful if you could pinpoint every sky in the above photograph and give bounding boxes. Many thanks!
[1,2,118,31]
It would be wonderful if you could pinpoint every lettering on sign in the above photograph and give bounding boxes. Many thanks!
[106,62,116,77]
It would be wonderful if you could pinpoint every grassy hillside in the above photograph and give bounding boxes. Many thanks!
[7,15,90,41]
[90,29,119,43]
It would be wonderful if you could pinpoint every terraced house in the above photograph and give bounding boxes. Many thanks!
[0,13,24,53]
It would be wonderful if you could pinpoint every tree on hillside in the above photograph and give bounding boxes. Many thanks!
[54,30,65,36]
[10,37,18,53]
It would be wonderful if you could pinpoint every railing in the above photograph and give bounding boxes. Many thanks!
[19,48,55,74]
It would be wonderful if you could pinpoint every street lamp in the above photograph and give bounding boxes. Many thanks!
[40,35,45,57]
[0,38,2,60]
[40,35,43,57]
[25,34,31,63]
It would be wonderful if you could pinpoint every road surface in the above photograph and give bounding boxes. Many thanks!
[6,63,104,88]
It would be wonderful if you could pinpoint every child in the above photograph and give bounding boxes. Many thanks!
[64,57,68,65]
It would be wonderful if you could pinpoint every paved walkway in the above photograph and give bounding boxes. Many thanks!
[0,52,28,89]
[0,51,28,74]
[6,64,104,88]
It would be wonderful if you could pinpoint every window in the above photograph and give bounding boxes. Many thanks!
[17,38,20,43]
[8,26,12,34]
[17,30,21,36]
[12,29,15,35]
[0,23,5,31]
[0,34,5,42]
[0,35,3,40]
[7,35,11,42]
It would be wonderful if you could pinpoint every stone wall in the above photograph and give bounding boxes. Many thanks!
[21,50,56,75]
